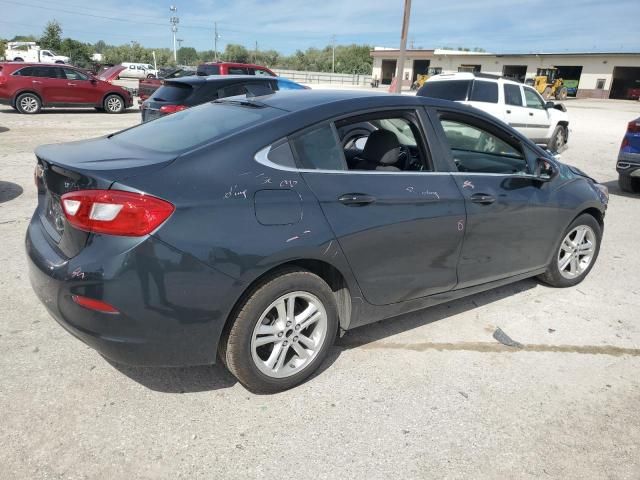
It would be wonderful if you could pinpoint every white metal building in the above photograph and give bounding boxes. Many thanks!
[370,48,640,99]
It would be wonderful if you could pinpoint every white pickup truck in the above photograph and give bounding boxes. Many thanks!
[417,72,570,152]
[5,42,69,64]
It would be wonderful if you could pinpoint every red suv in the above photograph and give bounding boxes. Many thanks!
[196,62,276,77]
[0,63,133,114]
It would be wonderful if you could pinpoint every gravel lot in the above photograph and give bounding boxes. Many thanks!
[1,98,639,479]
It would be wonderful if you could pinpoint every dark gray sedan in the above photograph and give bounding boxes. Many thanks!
[26,91,608,392]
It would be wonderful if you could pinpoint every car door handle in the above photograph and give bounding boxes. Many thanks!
[506,109,511,114]
[67,83,76,86]
[470,193,496,205]
[32,80,42,84]
[338,193,376,206]
[529,112,534,116]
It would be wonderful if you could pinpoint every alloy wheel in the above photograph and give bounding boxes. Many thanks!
[250,291,328,379]
[557,225,596,279]
[20,96,39,113]
[106,97,123,112]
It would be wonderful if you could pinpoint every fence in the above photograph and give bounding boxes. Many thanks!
[273,69,373,87]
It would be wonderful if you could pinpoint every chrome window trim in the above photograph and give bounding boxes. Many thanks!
[254,145,538,178]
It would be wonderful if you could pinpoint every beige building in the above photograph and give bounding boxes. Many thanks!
[370,48,640,99]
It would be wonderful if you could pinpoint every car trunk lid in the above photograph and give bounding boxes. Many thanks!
[34,137,176,258]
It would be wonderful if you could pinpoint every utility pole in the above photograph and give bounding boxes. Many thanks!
[331,34,336,73]
[169,5,179,62]
[177,39,183,49]
[214,22,220,61]
[394,0,411,93]
[254,40,258,64]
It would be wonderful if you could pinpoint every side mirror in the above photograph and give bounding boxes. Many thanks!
[544,101,555,109]
[534,157,557,181]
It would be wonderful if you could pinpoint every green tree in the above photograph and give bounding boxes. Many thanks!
[93,40,108,53]
[177,47,198,65]
[40,20,62,51]
[260,49,280,67]
[59,38,92,67]
[10,34,38,42]
[198,50,216,62]
[0,39,6,59]
[223,44,249,63]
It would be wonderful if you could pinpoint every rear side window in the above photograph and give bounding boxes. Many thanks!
[228,67,248,75]
[151,83,194,102]
[14,66,58,78]
[112,103,283,153]
[290,124,346,171]
[267,141,297,168]
[504,84,523,106]
[418,80,471,101]
[469,80,498,103]
[255,69,274,77]
[197,65,220,76]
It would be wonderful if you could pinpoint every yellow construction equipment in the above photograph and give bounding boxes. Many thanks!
[533,68,568,100]
[410,67,442,91]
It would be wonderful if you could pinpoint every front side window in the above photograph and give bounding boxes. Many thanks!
[63,68,88,81]
[228,67,248,75]
[469,80,498,103]
[42,51,52,57]
[290,124,346,171]
[439,117,528,174]
[504,84,523,106]
[523,87,545,109]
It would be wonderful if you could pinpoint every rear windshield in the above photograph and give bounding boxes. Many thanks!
[151,83,194,102]
[418,80,471,101]
[111,102,283,153]
[197,65,220,76]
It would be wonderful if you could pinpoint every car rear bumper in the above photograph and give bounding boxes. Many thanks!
[26,214,237,367]
[617,152,640,177]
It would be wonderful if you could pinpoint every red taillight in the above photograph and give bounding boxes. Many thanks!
[60,190,174,236]
[159,104,188,114]
[621,137,630,150]
[628,121,640,134]
[72,295,119,313]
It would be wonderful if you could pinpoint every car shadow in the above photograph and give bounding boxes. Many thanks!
[0,181,24,203]
[0,126,9,133]
[110,278,538,394]
[601,179,640,199]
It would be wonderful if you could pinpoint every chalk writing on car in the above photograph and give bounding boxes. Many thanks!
[224,185,248,199]
[280,180,298,188]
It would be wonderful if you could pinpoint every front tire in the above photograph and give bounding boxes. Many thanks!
[548,125,568,153]
[221,268,339,393]
[146,74,156,79]
[103,94,125,114]
[15,93,42,114]
[538,213,602,288]
[555,86,568,100]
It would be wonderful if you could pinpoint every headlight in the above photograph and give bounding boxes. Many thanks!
[593,183,609,204]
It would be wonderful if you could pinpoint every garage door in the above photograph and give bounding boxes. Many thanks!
[610,67,640,100]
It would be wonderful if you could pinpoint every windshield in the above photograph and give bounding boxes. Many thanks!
[111,102,284,153]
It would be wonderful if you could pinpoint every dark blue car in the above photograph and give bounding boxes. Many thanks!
[27,91,608,392]
[616,117,640,193]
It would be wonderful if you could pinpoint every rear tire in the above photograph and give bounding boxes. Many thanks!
[103,94,125,114]
[538,213,602,288]
[15,93,42,114]
[146,74,156,79]
[548,125,568,153]
[221,268,339,393]
[618,174,640,193]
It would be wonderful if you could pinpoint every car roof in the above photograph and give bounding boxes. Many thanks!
[199,61,272,69]
[0,62,75,67]
[428,72,520,85]
[243,89,453,113]
[165,74,276,86]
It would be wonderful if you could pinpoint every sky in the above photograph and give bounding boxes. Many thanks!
[1,0,637,54]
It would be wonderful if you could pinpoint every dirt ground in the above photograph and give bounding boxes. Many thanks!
[1,98,639,479]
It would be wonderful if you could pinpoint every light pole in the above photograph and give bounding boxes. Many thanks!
[331,35,336,73]
[394,0,412,93]
[170,5,179,62]
[214,22,220,61]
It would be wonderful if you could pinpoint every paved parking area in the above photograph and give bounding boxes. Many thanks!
[1,99,639,479]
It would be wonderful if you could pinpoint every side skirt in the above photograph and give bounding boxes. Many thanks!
[347,268,547,330]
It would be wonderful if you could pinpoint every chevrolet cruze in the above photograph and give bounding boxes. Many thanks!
[26,91,608,392]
